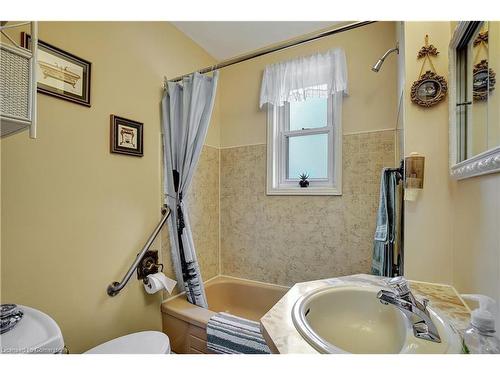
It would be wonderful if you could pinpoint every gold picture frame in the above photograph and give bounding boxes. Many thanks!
[473,59,496,101]
[411,70,448,107]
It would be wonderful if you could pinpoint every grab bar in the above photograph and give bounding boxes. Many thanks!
[107,206,171,296]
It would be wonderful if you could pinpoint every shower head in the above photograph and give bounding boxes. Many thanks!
[371,45,399,73]
[371,59,384,72]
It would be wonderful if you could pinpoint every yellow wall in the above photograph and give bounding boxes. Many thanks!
[0,21,217,353]
[451,174,500,334]
[402,22,454,284]
[219,22,398,148]
[450,21,500,335]
[402,22,500,331]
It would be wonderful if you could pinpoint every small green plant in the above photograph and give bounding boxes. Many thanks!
[299,172,309,188]
[299,173,309,181]
[462,339,470,354]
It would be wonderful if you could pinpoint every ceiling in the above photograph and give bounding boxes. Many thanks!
[171,21,341,60]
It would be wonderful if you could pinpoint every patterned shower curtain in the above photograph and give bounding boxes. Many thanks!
[160,71,219,307]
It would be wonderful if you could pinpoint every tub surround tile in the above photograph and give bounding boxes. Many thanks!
[220,131,396,286]
[187,145,220,280]
[161,130,395,295]
[260,274,471,354]
[161,145,220,297]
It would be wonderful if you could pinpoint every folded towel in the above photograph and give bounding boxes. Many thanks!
[207,312,271,354]
[1,304,24,334]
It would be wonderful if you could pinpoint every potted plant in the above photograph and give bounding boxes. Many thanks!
[299,173,309,188]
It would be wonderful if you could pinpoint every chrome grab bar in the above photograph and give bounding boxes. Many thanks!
[107,206,171,297]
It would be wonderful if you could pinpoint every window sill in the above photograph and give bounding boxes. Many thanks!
[266,186,342,196]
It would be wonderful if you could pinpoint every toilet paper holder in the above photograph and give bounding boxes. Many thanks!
[136,250,163,281]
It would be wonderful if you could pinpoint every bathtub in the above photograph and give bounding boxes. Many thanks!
[161,275,289,354]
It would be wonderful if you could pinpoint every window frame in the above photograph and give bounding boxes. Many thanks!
[266,95,342,196]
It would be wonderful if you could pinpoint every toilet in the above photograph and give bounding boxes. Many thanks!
[85,331,170,354]
[0,304,170,354]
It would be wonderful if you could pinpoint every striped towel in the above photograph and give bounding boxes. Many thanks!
[206,312,271,354]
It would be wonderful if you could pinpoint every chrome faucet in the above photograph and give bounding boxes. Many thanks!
[376,276,441,343]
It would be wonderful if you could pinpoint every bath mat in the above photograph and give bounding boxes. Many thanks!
[206,312,271,354]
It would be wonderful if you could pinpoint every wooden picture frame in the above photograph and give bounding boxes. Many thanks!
[21,32,92,107]
[110,115,144,157]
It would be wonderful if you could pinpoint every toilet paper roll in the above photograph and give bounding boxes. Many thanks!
[144,272,177,295]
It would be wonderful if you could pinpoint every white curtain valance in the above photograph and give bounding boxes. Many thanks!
[259,48,348,108]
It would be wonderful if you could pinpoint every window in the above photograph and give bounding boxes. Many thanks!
[267,85,342,195]
[260,48,347,194]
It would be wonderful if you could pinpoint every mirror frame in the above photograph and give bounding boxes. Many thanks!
[449,21,500,180]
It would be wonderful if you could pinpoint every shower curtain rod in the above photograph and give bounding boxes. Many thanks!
[166,21,375,84]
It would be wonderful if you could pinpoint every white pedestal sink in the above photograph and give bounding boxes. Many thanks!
[1,305,64,354]
[292,285,463,354]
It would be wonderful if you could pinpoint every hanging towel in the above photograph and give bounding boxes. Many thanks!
[206,312,271,354]
[371,169,397,277]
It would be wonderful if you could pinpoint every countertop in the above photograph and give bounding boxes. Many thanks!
[260,274,471,354]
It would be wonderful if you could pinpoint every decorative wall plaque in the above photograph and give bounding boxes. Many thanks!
[472,31,496,101]
[110,115,144,157]
[22,33,92,107]
[410,35,448,108]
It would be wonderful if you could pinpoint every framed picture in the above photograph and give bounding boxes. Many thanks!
[21,32,91,107]
[473,60,496,101]
[410,71,448,107]
[110,115,144,157]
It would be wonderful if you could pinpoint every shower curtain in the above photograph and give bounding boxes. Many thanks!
[161,71,219,308]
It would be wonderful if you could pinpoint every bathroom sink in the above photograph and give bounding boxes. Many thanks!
[0,305,64,354]
[291,285,463,354]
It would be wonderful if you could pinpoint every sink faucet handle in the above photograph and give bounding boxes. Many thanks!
[387,276,411,297]
[422,298,430,310]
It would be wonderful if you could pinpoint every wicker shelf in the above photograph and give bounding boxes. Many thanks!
[0,22,37,138]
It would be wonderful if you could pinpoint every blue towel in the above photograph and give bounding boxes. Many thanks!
[371,169,397,276]
[207,312,271,354]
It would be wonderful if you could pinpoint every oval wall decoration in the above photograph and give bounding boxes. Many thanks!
[473,60,496,101]
[411,70,448,107]
[410,35,448,108]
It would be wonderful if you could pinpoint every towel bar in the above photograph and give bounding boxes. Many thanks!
[107,206,171,296]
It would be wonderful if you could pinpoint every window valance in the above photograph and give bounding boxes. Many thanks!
[259,48,348,108]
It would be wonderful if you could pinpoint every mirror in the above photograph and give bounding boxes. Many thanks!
[449,21,500,179]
